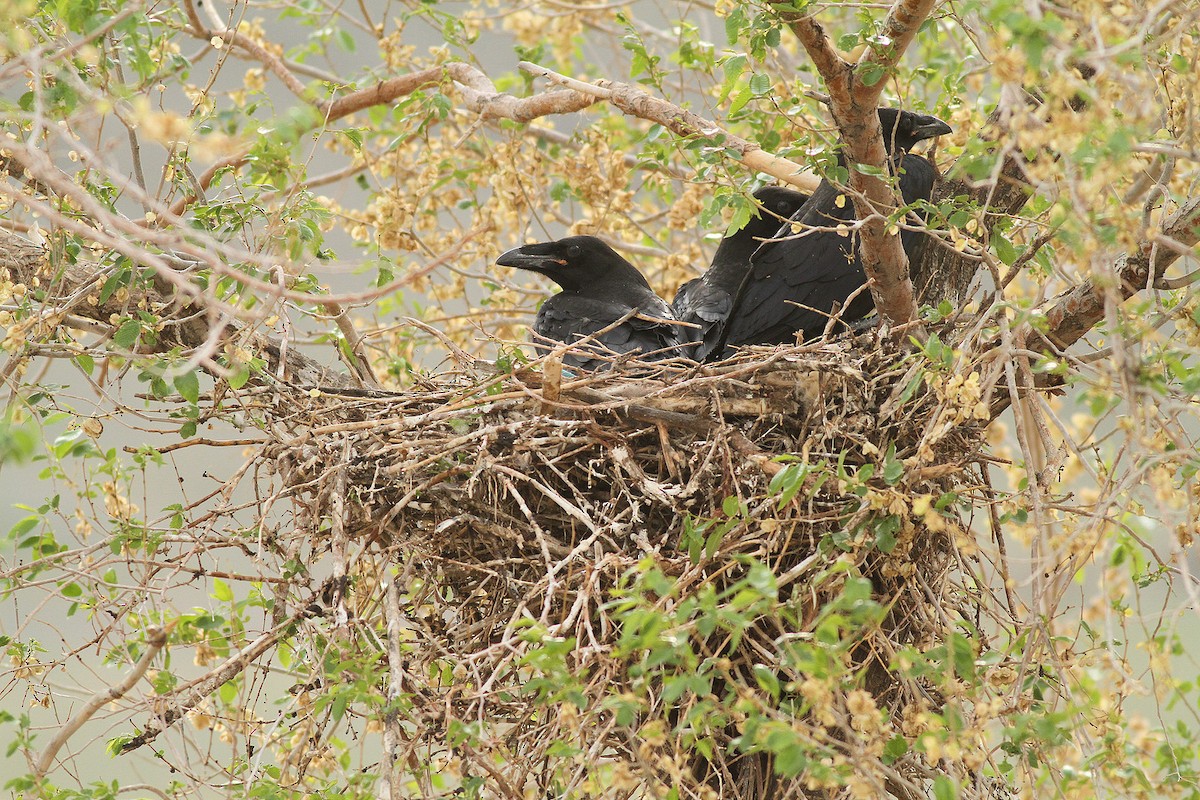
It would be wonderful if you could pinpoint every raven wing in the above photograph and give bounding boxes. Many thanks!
[722,154,938,351]
[672,278,733,362]
[534,294,685,370]
[722,180,862,348]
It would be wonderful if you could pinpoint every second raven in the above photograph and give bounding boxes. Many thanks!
[715,108,952,357]
[496,235,687,371]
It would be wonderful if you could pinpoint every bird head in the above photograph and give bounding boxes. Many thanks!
[752,185,810,223]
[496,235,651,295]
[877,107,953,154]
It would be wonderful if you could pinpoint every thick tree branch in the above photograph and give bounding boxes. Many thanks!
[853,0,942,102]
[778,0,942,332]
[985,196,1200,419]
[518,62,821,193]
[1042,197,1200,349]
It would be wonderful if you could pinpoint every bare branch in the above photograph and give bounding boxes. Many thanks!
[36,625,170,775]
[118,597,324,754]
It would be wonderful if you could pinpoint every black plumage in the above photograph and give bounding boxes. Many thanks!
[672,186,810,362]
[496,235,687,371]
[716,108,952,357]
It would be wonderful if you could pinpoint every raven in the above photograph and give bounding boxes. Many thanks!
[496,235,687,371]
[672,186,810,362]
[716,108,952,357]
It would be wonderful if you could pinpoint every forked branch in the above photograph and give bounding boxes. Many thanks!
[778,0,943,332]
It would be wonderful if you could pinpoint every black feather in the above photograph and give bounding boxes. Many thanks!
[713,108,951,358]
[673,186,810,361]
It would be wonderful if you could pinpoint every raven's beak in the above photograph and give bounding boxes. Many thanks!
[911,116,953,141]
[496,246,566,273]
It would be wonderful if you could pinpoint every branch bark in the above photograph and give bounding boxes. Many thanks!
[777,0,942,331]
[518,62,821,193]
[1042,196,1200,349]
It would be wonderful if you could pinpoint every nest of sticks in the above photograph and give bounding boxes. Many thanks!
[264,329,991,797]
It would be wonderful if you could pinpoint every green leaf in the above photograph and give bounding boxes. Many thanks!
[748,72,771,95]
[61,582,83,598]
[174,370,200,404]
[728,85,754,116]
[752,664,780,699]
[226,363,250,390]
[722,54,748,83]
[8,515,38,542]
[859,61,886,86]
[8,515,39,539]
[873,515,900,553]
[112,320,141,349]
[331,692,348,721]
[933,775,957,800]
[883,735,909,764]
[882,445,904,485]
[106,735,134,757]
[993,230,1017,265]
[727,201,754,235]
[74,354,94,374]
[59,0,100,32]
[98,266,131,305]
[724,7,746,45]
[212,577,233,602]
[768,463,809,508]
[722,495,742,517]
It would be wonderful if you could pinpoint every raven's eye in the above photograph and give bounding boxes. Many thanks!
[567,245,581,259]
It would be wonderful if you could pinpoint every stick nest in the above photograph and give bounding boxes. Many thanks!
[264,332,993,798]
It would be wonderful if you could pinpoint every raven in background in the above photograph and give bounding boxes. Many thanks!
[496,235,687,371]
[714,108,952,358]
[672,186,810,362]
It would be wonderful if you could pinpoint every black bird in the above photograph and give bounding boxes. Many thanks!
[672,186,810,362]
[715,107,952,357]
[496,235,687,371]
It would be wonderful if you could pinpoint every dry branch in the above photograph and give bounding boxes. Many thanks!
[118,598,324,754]
[243,331,978,797]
